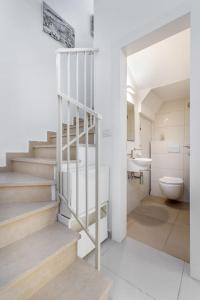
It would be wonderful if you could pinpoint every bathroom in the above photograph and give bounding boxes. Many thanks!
[127,28,190,262]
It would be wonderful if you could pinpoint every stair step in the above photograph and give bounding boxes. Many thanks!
[72,117,94,127]
[30,258,112,300]
[32,144,95,149]
[11,157,77,179]
[49,132,95,145]
[0,172,53,187]
[0,201,57,224]
[32,144,95,161]
[32,144,73,160]
[0,201,58,248]
[11,158,56,179]
[50,131,95,138]
[0,172,53,203]
[0,223,79,299]
[11,157,56,165]
[60,128,95,139]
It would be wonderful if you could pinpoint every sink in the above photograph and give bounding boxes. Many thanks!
[127,157,152,172]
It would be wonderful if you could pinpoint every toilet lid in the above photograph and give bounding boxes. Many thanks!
[160,177,183,184]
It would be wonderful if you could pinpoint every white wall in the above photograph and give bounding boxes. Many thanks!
[127,29,190,90]
[141,116,152,158]
[0,0,93,166]
[127,174,149,214]
[94,0,200,279]
[151,99,190,202]
[127,115,151,215]
[153,99,187,142]
[140,90,162,121]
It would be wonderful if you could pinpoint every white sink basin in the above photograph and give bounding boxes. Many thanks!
[127,157,152,172]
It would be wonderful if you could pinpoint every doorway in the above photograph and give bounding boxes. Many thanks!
[125,20,190,263]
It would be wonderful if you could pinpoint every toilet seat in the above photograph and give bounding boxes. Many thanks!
[159,177,184,200]
[159,177,183,185]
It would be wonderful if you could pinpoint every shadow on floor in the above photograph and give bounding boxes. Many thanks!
[127,196,190,262]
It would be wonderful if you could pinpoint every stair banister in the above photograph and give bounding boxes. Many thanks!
[56,48,101,271]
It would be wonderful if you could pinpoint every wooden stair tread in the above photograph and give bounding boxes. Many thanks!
[30,258,112,300]
[0,172,53,187]
[32,144,95,149]
[11,157,77,164]
[0,201,58,225]
[0,222,79,289]
[49,131,94,138]
[11,157,57,165]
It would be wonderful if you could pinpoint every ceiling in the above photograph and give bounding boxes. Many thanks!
[127,29,190,90]
[152,79,190,102]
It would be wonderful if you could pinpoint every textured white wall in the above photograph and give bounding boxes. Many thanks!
[151,99,190,202]
[0,0,93,166]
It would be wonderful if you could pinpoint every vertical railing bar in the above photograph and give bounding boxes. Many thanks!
[58,96,63,195]
[84,51,89,229]
[92,53,95,125]
[92,50,95,129]
[85,112,89,229]
[67,53,71,205]
[76,53,79,216]
[56,49,101,271]
[89,53,93,126]
[56,53,63,199]
[95,116,101,271]
[84,52,87,111]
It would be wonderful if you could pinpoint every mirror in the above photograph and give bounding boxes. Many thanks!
[127,102,135,141]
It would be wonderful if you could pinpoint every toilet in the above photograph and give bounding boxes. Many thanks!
[159,177,184,200]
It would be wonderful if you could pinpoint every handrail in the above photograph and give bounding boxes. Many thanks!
[56,48,98,54]
[59,92,102,119]
[56,48,101,271]
[62,124,95,151]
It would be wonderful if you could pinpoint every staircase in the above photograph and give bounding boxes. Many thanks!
[0,121,111,299]
[0,46,112,299]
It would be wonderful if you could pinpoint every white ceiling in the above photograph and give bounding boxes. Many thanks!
[140,80,190,121]
[152,79,190,102]
[127,29,190,90]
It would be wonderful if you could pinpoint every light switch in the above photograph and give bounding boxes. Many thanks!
[168,144,180,153]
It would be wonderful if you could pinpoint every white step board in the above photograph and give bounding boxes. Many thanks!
[60,165,109,217]
[78,145,95,166]
[78,215,108,258]
[58,214,108,258]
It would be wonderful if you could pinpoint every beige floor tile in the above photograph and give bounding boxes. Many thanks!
[127,213,173,251]
[163,223,190,262]
[175,207,190,226]
[132,202,179,224]
[142,195,166,206]
[127,215,134,226]
[142,196,187,210]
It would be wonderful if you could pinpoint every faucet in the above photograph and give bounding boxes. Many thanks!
[131,147,143,158]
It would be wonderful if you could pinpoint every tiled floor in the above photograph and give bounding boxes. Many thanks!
[127,196,190,262]
[85,238,200,300]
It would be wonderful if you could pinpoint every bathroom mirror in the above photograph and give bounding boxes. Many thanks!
[127,101,135,141]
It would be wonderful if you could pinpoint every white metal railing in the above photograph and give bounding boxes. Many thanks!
[56,48,101,271]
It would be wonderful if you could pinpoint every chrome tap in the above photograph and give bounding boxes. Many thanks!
[131,147,143,158]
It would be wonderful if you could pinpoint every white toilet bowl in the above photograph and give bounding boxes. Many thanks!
[159,177,184,200]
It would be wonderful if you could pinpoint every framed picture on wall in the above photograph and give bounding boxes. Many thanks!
[42,2,75,48]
